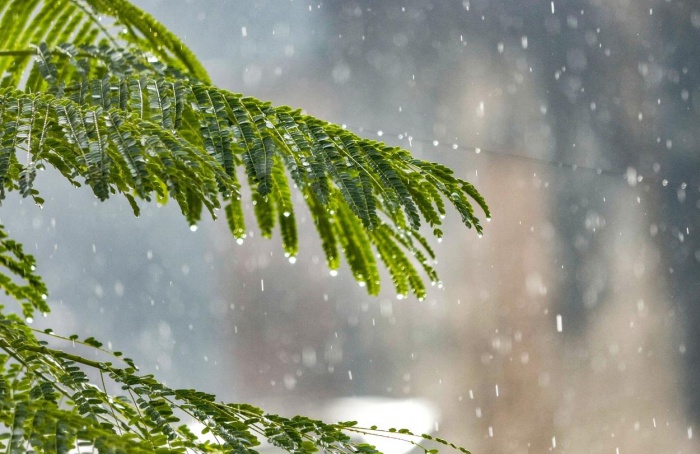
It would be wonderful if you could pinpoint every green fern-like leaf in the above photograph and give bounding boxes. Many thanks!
[0,52,487,297]
[0,1,487,452]
[0,226,49,317]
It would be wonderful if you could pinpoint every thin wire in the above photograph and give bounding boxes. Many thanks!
[344,124,690,191]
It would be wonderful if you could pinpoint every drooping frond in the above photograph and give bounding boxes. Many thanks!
[0,314,467,454]
[0,0,209,85]
[0,41,488,298]
[12,0,492,296]
[0,226,49,318]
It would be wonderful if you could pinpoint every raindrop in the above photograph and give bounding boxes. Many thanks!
[556,314,563,332]
[26,317,33,324]
[432,140,439,146]
[284,374,296,390]
[678,188,686,203]
[692,11,700,28]
[330,269,338,277]
[288,256,297,264]
[189,225,198,232]
[283,211,291,218]
[236,238,244,245]
[332,63,351,84]
[475,148,481,154]
[396,294,406,300]
[114,281,124,297]
[377,130,384,137]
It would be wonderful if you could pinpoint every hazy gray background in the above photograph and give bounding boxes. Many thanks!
[2,0,699,452]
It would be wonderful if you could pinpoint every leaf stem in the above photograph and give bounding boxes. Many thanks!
[0,50,36,57]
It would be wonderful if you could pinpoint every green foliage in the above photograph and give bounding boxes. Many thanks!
[0,0,487,452]
[0,12,489,299]
[0,226,49,318]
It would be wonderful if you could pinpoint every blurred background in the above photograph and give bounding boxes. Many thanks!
[2,0,699,452]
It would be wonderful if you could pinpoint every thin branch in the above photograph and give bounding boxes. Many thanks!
[0,50,36,57]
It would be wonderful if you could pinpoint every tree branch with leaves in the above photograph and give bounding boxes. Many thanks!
[0,0,488,452]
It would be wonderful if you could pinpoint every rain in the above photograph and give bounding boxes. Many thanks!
[2,0,699,452]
